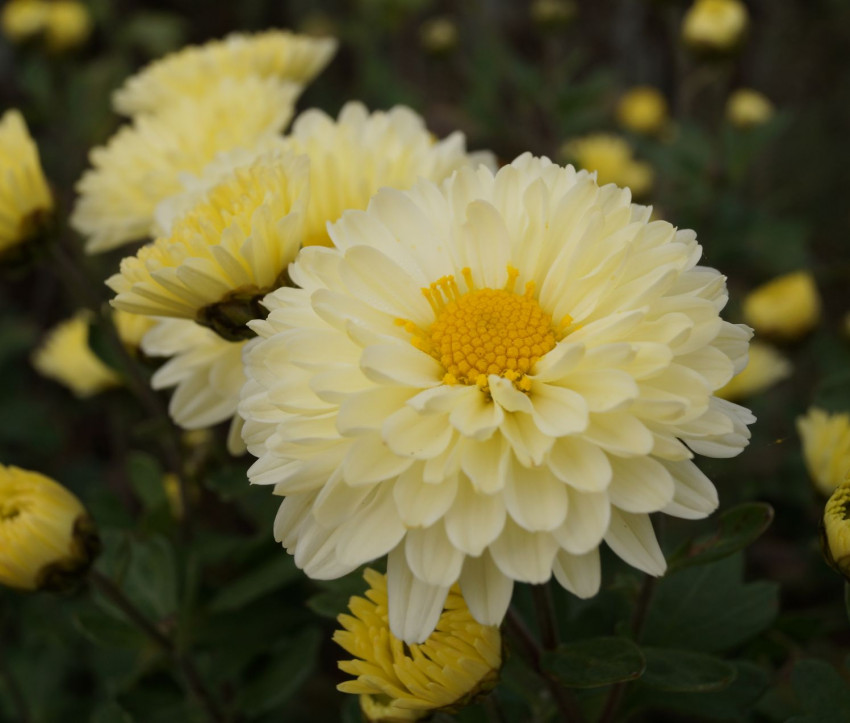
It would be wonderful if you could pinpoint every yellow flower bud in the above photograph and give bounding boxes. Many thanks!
[682,0,748,52]
[0,465,99,592]
[0,0,48,43]
[530,0,577,28]
[616,86,669,136]
[562,133,654,197]
[742,271,820,341]
[798,408,850,497]
[726,89,775,129]
[43,0,91,51]
[32,312,122,398]
[419,16,458,54]
[716,341,791,402]
[822,478,850,580]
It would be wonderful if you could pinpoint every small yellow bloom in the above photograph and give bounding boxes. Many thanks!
[0,109,53,255]
[822,477,850,580]
[798,408,850,497]
[32,312,121,398]
[419,17,458,54]
[335,570,501,719]
[0,465,99,591]
[716,342,790,401]
[531,0,577,27]
[43,0,91,51]
[0,0,48,43]
[563,133,653,197]
[742,271,821,340]
[726,89,774,129]
[682,0,749,51]
[112,309,155,351]
[616,86,669,136]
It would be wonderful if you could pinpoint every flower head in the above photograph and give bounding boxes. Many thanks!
[44,0,91,51]
[616,87,669,136]
[32,312,121,398]
[742,271,820,341]
[716,341,790,401]
[682,0,749,51]
[419,17,458,54]
[335,569,501,719]
[798,408,850,497]
[0,0,48,43]
[72,76,300,253]
[113,30,337,116]
[0,465,100,591]
[0,109,53,255]
[240,155,753,643]
[726,89,774,129]
[563,134,653,197]
[823,478,850,580]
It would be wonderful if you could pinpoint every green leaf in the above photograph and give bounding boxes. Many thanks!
[91,701,135,723]
[788,659,850,723]
[208,555,301,613]
[640,648,737,692]
[642,554,778,654]
[668,503,774,571]
[127,452,166,511]
[73,608,147,650]
[540,637,645,688]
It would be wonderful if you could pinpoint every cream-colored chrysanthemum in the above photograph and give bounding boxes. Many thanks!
[72,76,300,253]
[107,149,308,326]
[0,109,53,254]
[141,319,247,454]
[682,0,748,51]
[616,87,669,136]
[0,465,99,592]
[716,341,790,401]
[240,154,754,643]
[726,89,774,129]
[32,312,121,398]
[113,30,337,116]
[281,101,496,248]
[742,271,820,341]
[335,569,501,719]
[798,408,850,497]
[112,309,155,350]
[563,133,653,197]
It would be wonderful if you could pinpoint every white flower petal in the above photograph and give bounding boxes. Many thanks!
[360,343,442,387]
[607,456,676,513]
[604,508,666,576]
[504,461,569,532]
[383,406,453,459]
[405,524,465,587]
[387,545,451,644]
[444,479,506,556]
[660,460,719,519]
[553,489,610,554]
[459,550,514,626]
[392,466,458,528]
[335,486,407,567]
[547,436,613,492]
[489,518,558,584]
[552,549,601,599]
[529,382,589,436]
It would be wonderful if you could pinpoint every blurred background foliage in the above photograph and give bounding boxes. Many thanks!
[2,0,850,721]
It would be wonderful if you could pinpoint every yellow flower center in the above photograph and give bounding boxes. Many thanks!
[400,267,566,391]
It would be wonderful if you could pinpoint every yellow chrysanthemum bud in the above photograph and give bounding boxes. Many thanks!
[616,86,669,136]
[742,271,821,341]
[726,89,775,129]
[531,0,577,28]
[419,17,458,54]
[112,309,155,351]
[0,109,53,255]
[32,312,121,398]
[798,408,850,497]
[43,0,91,51]
[822,477,850,580]
[335,570,502,720]
[682,0,749,51]
[716,341,791,401]
[0,465,100,592]
[562,133,653,197]
[0,0,48,43]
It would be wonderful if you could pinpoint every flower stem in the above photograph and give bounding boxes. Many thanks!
[531,583,560,651]
[0,651,30,723]
[89,569,227,723]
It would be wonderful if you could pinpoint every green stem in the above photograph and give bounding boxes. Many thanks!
[0,651,30,723]
[532,583,560,651]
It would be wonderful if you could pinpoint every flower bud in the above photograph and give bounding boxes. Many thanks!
[616,86,669,136]
[44,0,91,51]
[0,0,48,43]
[726,89,775,129]
[419,17,458,54]
[716,342,791,401]
[682,0,748,52]
[531,0,577,29]
[562,133,654,197]
[0,465,100,592]
[742,271,821,341]
[798,409,850,497]
[823,478,850,581]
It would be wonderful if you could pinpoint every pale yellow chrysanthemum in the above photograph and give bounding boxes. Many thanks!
[716,341,790,401]
[141,319,247,455]
[113,29,337,116]
[0,0,48,42]
[0,465,99,591]
[742,271,820,341]
[44,0,91,51]
[32,312,121,398]
[282,101,496,248]
[726,89,774,129]
[240,154,753,643]
[823,477,850,581]
[616,87,669,136]
[335,569,500,719]
[112,309,155,350]
[0,109,53,254]
[72,76,300,253]
[798,408,850,497]
[563,133,653,197]
[682,0,748,51]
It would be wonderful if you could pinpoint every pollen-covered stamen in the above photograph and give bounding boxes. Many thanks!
[400,266,569,392]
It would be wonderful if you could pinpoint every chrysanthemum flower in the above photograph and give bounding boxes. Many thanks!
[44,0,91,52]
[726,89,775,129]
[0,109,53,255]
[335,569,501,719]
[141,319,248,454]
[822,477,850,581]
[240,155,754,643]
[563,133,653,197]
[798,408,850,497]
[682,0,748,51]
[742,271,820,341]
[0,0,48,43]
[716,341,790,401]
[0,465,100,592]
[32,312,121,398]
[113,30,337,117]
[616,87,669,136]
[72,77,300,253]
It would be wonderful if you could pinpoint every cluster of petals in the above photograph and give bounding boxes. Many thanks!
[239,154,754,643]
